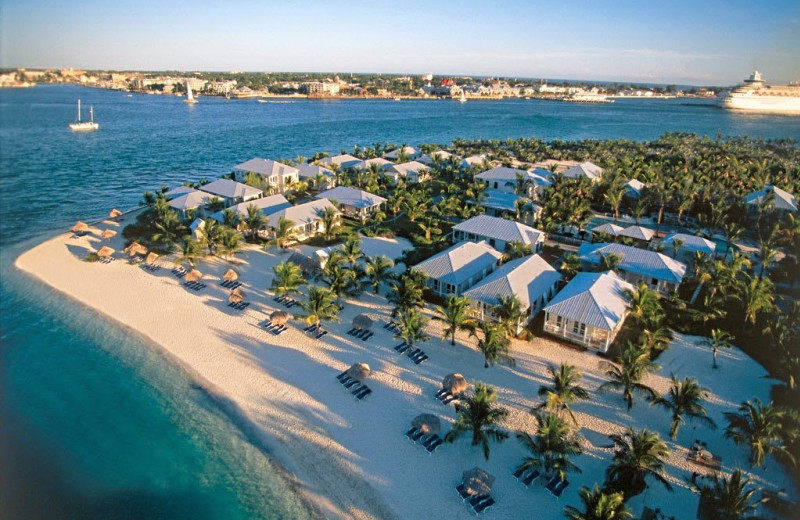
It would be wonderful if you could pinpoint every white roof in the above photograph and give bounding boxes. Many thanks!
[164,185,196,199]
[743,185,797,212]
[384,146,418,160]
[418,150,453,164]
[544,271,633,330]
[315,186,387,209]
[464,254,562,311]
[413,241,502,286]
[234,158,299,178]
[591,223,624,236]
[354,157,394,170]
[453,215,545,246]
[479,190,524,212]
[477,167,551,189]
[319,154,361,169]
[618,225,655,241]
[167,189,212,211]
[626,179,646,197]
[387,161,428,176]
[562,161,604,181]
[264,199,338,227]
[662,233,716,254]
[461,154,489,168]
[578,243,687,284]
[297,163,334,179]
[211,194,291,222]
[199,179,263,200]
[529,159,580,174]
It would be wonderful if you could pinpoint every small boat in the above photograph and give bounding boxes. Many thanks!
[393,97,401,101]
[184,81,198,104]
[69,99,99,131]
[459,91,467,103]
[257,99,268,103]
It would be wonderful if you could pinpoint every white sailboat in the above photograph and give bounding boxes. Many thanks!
[184,81,198,104]
[69,99,99,131]
[459,91,467,103]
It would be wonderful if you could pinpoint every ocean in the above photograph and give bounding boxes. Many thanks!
[1,84,799,519]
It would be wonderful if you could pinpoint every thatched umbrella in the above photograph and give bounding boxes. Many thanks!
[223,269,239,282]
[346,363,371,382]
[411,413,441,435]
[462,467,495,496]
[353,314,374,330]
[442,373,468,395]
[228,287,246,304]
[125,242,148,258]
[184,269,203,283]
[96,246,115,258]
[109,208,123,219]
[270,310,290,325]
[145,252,158,265]
[72,221,89,233]
[101,229,117,239]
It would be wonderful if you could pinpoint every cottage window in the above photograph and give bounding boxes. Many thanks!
[651,278,658,286]
[556,315,563,328]
[572,321,586,336]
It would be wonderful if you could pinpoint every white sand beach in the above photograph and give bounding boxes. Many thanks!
[15,221,795,520]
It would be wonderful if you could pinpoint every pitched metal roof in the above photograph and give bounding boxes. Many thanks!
[743,185,797,212]
[315,186,387,209]
[578,243,687,283]
[453,215,545,246]
[626,179,645,197]
[384,146,418,159]
[413,241,502,286]
[354,157,394,170]
[164,185,196,199]
[387,161,428,175]
[418,150,453,164]
[264,198,339,226]
[297,163,334,179]
[543,271,633,330]
[591,223,624,236]
[199,179,263,200]
[167,189,212,211]
[319,154,361,169]
[662,233,716,254]
[234,158,299,178]
[562,161,604,180]
[618,225,655,241]
[479,190,523,212]
[211,194,291,222]
[464,254,562,310]
[476,166,531,182]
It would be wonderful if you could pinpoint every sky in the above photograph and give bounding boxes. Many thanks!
[1,0,799,86]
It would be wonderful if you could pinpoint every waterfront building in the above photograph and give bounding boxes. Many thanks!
[529,159,580,174]
[384,146,420,161]
[164,185,197,200]
[354,158,394,170]
[460,154,490,170]
[199,179,263,206]
[319,154,362,170]
[617,225,656,244]
[452,215,545,253]
[578,243,686,295]
[417,150,454,165]
[464,254,562,335]
[167,189,213,219]
[743,185,797,214]
[383,161,430,184]
[562,161,604,182]
[315,186,386,222]
[297,163,336,190]
[209,195,291,231]
[625,179,646,199]
[413,241,502,297]
[232,158,299,194]
[475,166,550,199]
[661,233,716,262]
[263,199,340,244]
[543,271,633,352]
[591,222,624,238]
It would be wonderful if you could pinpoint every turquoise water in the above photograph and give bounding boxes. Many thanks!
[1,84,799,519]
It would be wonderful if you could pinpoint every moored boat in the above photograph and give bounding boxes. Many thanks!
[69,99,99,131]
[720,71,800,115]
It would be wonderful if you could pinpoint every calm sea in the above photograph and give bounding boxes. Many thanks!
[1,84,799,519]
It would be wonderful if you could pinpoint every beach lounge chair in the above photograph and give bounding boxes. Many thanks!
[468,494,489,507]
[422,434,440,448]
[315,330,328,340]
[349,383,364,394]
[435,388,448,399]
[304,324,317,333]
[351,383,369,396]
[346,327,357,336]
[513,467,527,481]
[455,484,471,501]
[413,353,428,364]
[522,469,541,486]
[343,379,360,389]
[339,376,353,386]
[354,387,371,400]
[473,497,495,514]
[553,480,569,498]
[336,370,349,381]
[383,321,393,330]
[394,342,407,352]
[361,331,374,341]
[441,394,458,405]
[545,476,562,495]
[426,437,443,453]
[405,426,419,439]
[410,429,426,442]
[406,348,420,358]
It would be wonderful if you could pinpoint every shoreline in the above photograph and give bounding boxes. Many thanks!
[13,223,794,520]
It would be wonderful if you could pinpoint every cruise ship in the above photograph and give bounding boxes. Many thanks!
[720,71,800,114]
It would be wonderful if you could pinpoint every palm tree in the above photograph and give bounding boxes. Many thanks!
[434,295,478,346]
[600,252,623,272]
[364,255,394,294]
[152,209,186,250]
[473,322,515,369]
[319,206,340,240]
[700,329,734,369]
[299,285,340,330]
[625,282,661,327]
[536,363,590,425]
[394,308,430,349]
[415,216,442,243]
[605,427,672,500]
[218,228,243,259]
[175,235,203,266]
[735,274,774,332]
[670,238,685,259]
[724,398,794,467]
[604,186,626,223]
[272,217,297,248]
[445,382,509,460]
[222,208,239,228]
[322,250,359,298]
[201,218,222,255]
[563,485,632,520]
[503,240,532,262]
[516,411,582,482]
[560,253,582,281]
[651,375,716,440]
[388,269,427,319]
[494,294,524,337]
[599,342,660,411]
[700,469,768,520]
[244,204,266,242]
[270,261,306,297]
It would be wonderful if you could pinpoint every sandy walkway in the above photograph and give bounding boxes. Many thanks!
[15,222,795,520]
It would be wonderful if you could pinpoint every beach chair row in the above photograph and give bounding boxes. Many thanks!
[220,280,242,289]
[544,476,569,498]
[273,295,299,309]
[98,257,115,264]
[172,267,187,278]
[228,301,250,311]
[404,427,444,454]
[393,342,428,364]
[303,323,328,340]
[335,371,372,400]
[346,327,374,341]
[141,263,160,272]
[184,281,206,291]
[513,467,541,486]
[383,320,402,333]
[435,388,460,405]
[263,320,287,335]
[455,485,495,514]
